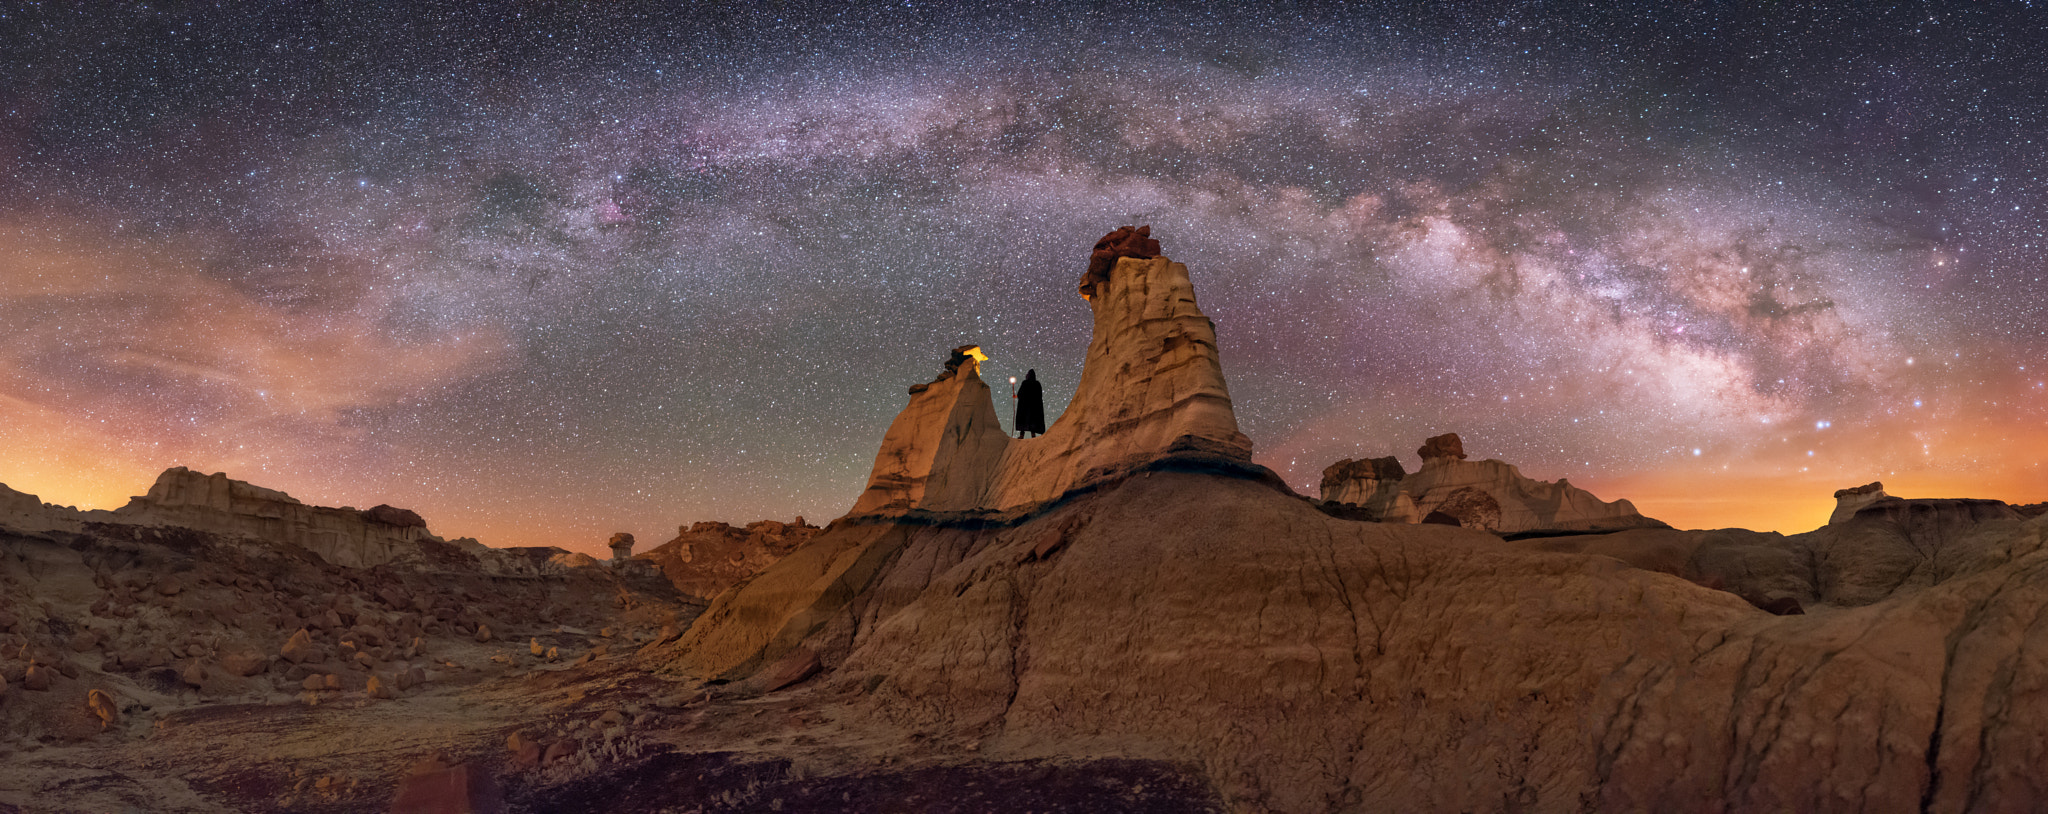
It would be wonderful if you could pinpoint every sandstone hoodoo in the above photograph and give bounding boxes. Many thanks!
[848,226,1252,520]
[645,228,2048,812]
[9,226,2048,813]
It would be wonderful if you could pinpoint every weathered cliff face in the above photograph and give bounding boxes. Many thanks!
[655,467,2048,812]
[94,468,429,569]
[1320,433,1662,533]
[848,249,1251,519]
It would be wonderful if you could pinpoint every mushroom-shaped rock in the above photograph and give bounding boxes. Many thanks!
[1080,224,1162,299]
[607,532,635,562]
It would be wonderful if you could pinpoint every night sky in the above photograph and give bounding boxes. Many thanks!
[4,3,2045,555]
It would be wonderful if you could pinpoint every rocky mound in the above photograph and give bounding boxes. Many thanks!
[0,472,695,770]
[654,465,2048,811]
[635,518,822,601]
[1320,432,1665,534]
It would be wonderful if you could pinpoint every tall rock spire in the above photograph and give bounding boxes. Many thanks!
[848,228,1251,519]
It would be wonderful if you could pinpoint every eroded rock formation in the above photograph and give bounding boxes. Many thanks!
[1830,480,1889,524]
[1320,433,1662,533]
[635,519,821,601]
[849,230,1250,519]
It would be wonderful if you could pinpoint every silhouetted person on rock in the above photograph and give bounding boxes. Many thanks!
[1014,369,1045,438]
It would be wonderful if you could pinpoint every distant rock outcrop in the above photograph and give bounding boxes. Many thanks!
[104,468,434,569]
[849,230,1251,519]
[1829,480,1888,524]
[1320,433,1663,533]
[1317,456,1404,507]
[636,519,821,601]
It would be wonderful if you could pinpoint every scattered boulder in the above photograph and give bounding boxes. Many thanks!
[280,629,317,663]
[367,674,394,699]
[24,661,52,691]
[474,624,493,644]
[507,732,543,771]
[86,688,119,730]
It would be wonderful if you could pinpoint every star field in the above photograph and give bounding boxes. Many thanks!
[3,3,2045,553]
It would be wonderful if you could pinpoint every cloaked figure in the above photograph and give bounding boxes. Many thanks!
[1013,369,1046,438]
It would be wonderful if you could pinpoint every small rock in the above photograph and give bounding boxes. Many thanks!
[280,628,317,663]
[155,575,183,596]
[474,624,492,644]
[221,651,270,677]
[301,674,327,692]
[545,646,559,662]
[324,673,342,690]
[353,651,378,670]
[366,674,393,699]
[180,661,206,689]
[507,732,543,771]
[529,638,545,657]
[86,688,119,730]
[23,661,52,692]
[67,630,100,653]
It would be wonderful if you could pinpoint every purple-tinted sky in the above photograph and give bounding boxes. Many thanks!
[4,3,2045,553]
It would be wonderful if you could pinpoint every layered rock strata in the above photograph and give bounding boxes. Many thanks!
[5,469,443,569]
[660,465,2048,812]
[849,241,1250,519]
